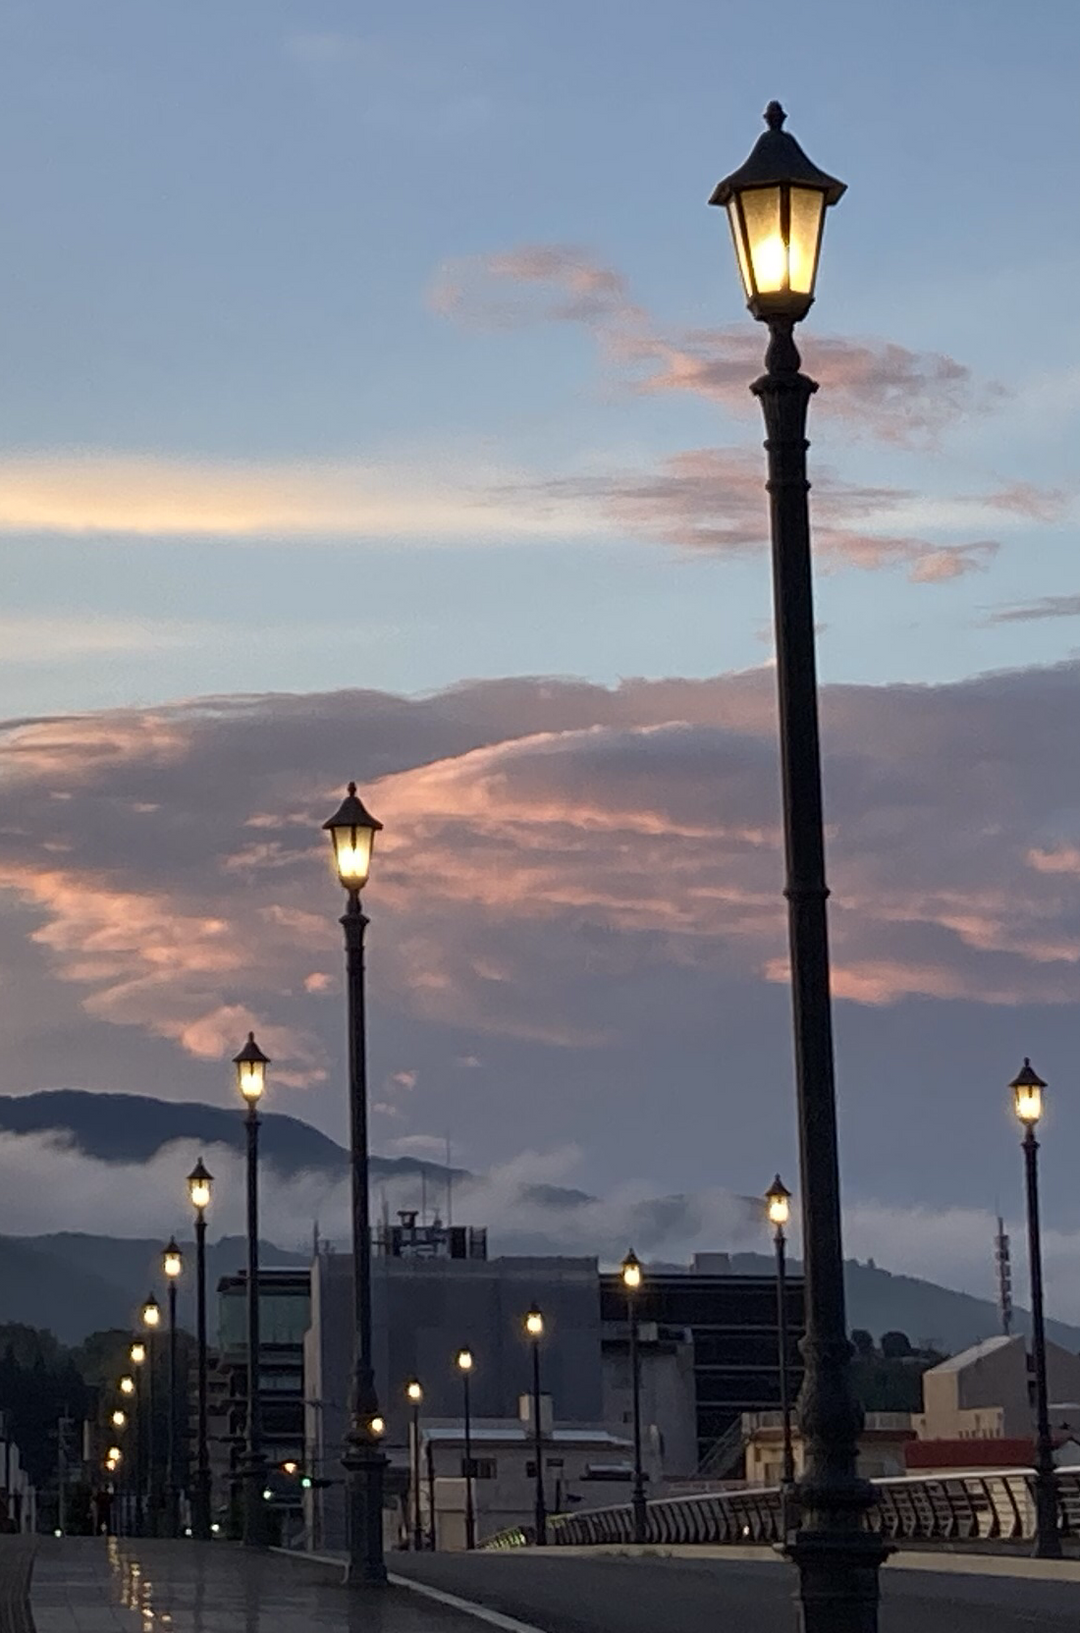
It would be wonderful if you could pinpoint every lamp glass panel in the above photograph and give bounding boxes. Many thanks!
[741,186,785,294]
[788,186,826,295]
[190,1177,211,1209]
[767,1193,790,1227]
[238,1061,265,1102]
[1015,1084,1043,1125]
[726,201,753,299]
[332,823,374,887]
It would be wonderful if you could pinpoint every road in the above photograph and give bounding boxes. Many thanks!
[393,1550,1080,1632]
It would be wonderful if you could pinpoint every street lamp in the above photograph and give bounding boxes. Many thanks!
[187,1157,214,1541]
[455,1348,475,1551]
[406,1380,424,1552]
[620,1250,647,1545]
[523,1306,547,1546]
[111,1410,126,1430]
[234,1031,270,1548]
[119,1376,135,1397]
[710,104,887,1630]
[1010,1058,1061,1559]
[323,781,387,1586]
[140,1297,160,1534]
[765,1175,796,1529]
[163,1238,183,1537]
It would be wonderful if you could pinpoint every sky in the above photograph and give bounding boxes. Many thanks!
[0,1,1079,1314]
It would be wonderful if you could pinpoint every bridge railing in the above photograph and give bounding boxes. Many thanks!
[480,1468,1080,1550]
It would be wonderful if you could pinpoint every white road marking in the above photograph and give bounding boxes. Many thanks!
[389,1572,550,1633]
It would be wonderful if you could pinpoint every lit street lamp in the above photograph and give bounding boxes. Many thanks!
[234,1032,269,1547]
[766,1175,796,1529]
[710,104,888,1630]
[323,781,387,1585]
[523,1306,547,1546]
[163,1238,183,1536]
[456,1348,475,1550]
[187,1158,214,1541]
[119,1375,135,1397]
[1010,1058,1061,1559]
[620,1250,647,1545]
[140,1297,160,1534]
[406,1380,424,1552]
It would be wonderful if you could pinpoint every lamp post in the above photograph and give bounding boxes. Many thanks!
[621,1250,647,1545]
[139,1300,160,1534]
[125,1359,144,1534]
[1010,1058,1061,1559]
[187,1159,213,1541]
[710,104,889,1630]
[323,782,387,1585]
[234,1032,269,1548]
[456,1349,475,1550]
[406,1381,424,1551]
[524,1307,547,1545]
[162,1239,182,1536]
[766,1175,796,1530]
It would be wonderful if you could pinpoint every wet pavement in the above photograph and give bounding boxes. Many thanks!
[29,1540,486,1633]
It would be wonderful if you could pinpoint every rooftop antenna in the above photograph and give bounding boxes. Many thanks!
[446,1133,453,1229]
[995,1214,1013,1336]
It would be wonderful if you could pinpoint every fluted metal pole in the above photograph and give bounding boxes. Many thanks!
[1022,1128,1061,1558]
[754,317,889,1630]
[341,892,387,1583]
[531,1339,547,1545]
[629,1296,647,1544]
[462,1368,475,1551]
[167,1280,178,1537]
[242,1106,266,1546]
[193,1212,211,1540]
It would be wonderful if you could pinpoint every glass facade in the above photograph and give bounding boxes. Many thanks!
[600,1271,805,1465]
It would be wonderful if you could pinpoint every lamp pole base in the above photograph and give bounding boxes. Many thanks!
[240,1453,269,1548]
[787,1527,892,1633]
[344,1433,388,1585]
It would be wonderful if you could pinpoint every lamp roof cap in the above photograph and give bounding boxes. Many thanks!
[1010,1056,1047,1091]
[709,102,846,209]
[233,1031,270,1067]
[322,782,383,834]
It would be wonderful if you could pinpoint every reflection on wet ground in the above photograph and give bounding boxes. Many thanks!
[29,1539,483,1633]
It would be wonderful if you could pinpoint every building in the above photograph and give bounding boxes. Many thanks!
[305,1241,607,1551]
[599,1253,805,1471]
[420,1401,645,1550]
[913,1334,1080,1445]
[743,1410,913,1485]
[210,1265,310,1529]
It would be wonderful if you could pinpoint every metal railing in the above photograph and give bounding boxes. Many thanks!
[481,1468,1080,1550]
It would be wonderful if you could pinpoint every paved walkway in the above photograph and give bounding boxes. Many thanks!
[29,1540,486,1633]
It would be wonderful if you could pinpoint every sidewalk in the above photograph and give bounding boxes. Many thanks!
[29,1539,490,1633]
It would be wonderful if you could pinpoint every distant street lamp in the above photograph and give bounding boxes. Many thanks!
[140,1298,160,1534]
[119,1375,135,1397]
[406,1380,424,1552]
[163,1238,183,1537]
[323,781,387,1585]
[111,1410,126,1430]
[234,1032,269,1548]
[523,1306,547,1546]
[456,1348,476,1550]
[187,1158,214,1541]
[766,1175,796,1529]
[620,1250,647,1545]
[1010,1058,1061,1559]
[710,104,888,1630]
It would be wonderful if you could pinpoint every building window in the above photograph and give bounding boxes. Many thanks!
[462,1457,496,1480]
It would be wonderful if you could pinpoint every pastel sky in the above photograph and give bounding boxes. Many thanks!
[1,1,1079,1311]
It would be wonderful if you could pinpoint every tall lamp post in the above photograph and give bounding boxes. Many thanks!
[323,782,388,1585]
[187,1159,214,1541]
[406,1380,424,1551]
[122,1365,141,1534]
[766,1175,796,1528]
[710,104,889,1629]
[140,1298,161,1534]
[524,1306,547,1546]
[456,1348,475,1550]
[1010,1059,1061,1559]
[162,1239,182,1536]
[621,1250,647,1545]
[234,1031,270,1547]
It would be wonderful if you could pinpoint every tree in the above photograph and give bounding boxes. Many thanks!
[880,1330,913,1360]
[851,1329,875,1357]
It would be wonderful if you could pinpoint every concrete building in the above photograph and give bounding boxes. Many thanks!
[742,1410,913,1485]
[420,1404,644,1550]
[913,1334,1080,1444]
